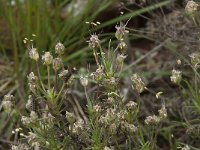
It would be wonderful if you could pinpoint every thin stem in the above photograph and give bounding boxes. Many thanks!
[56,83,66,100]
[55,71,58,92]
[93,49,99,66]
[118,62,124,77]
[84,86,91,106]
[36,62,46,92]
[47,65,51,90]
[194,69,198,94]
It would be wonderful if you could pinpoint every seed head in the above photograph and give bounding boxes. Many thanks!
[104,146,113,150]
[107,97,114,104]
[21,116,31,126]
[145,115,160,125]
[185,1,198,17]
[93,104,102,113]
[118,41,127,54]
[70,119,85,135]
[170,69,182,84]
[2,100,13,113]
[28,83,37,94]
[27,132,38,147]
[58,69,69,81]
[124,123,137,133]
[105,108,116,123]
[80,76,89,87]
[11,144,30,150]
[116,54,127,66]
[66,111,76,123]
[109,123,117,134]
[27,72,38,84]
[115,23,128,41]
[2,94,14,113]
[30,111,38,121]
[158,104,167,119]
[189,53,200,68]
[53,58,63,71]
[92,65,104,81]
[3,94,15,102]
[26,95,33,110]
[99,116,108,126]
[42,52,53,65]
[88,34,99,49]
[29,48,39,61]
[55,42,65,56]
[131,74,145,93]
[125,101,137,111]
[181,145,190,150]
[177,59,181,65]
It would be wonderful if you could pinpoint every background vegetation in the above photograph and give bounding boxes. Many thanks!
[0,0,200,149]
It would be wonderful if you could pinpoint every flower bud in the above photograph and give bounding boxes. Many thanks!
[124,122,137,133]
[66,111,75,123]
[58,69,69,81]
[80,76,88,87]
[170,69,182,84]
[181,145,190,150]
[2,94,14,113]
[53,58,63,71]
[185,1,198,17]
[118,41,127,54]
[28,83,37,93]
[88,34,99,49]
[70,119,85,135]
[26,95,33,110]
[21,116,31,126]
[104,146,113,150]
[42,52,53,65]
[27,72,38,84]
[116,54,127,66]
[3,94,15,101]
[93,104,102,113]
[145,115,160,125]
[55,42,65,56]
[158,104,167,119]
[2,100,13,113]
[30,111,38,121]
[29,48,39,61]
[115,23,128,41]
[189,53,200,68]
[131,74,145,93]
[109,123,117,134]
[125,101,137,111]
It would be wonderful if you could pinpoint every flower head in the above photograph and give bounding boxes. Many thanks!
[53,58,63,71]
[185,1,198,17]
[170,69,182,84]
[80,76,88,87]
[131,74,145,93]
[55,42,65,56]
[88,34,99,49]
[27,72,38,84]
[29,48,39,61]
[145,115,160,125]
[42,52,53,65]
[115,23,128,41]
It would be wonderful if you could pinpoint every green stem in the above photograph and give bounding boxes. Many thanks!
[84,87,92,107]
[56,83,66,100]
[47,65,51,90]
[36,62,46,92]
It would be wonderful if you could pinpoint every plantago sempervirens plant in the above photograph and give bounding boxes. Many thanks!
[1,23,168,149]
